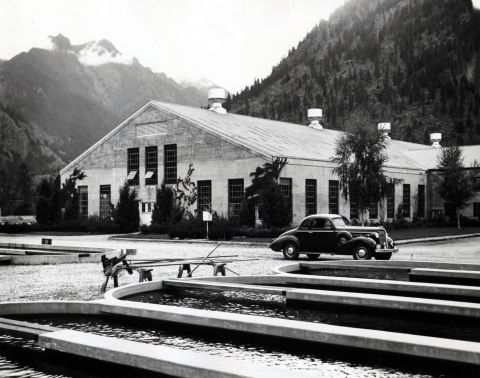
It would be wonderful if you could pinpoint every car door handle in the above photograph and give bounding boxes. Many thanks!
[309,232,313,233]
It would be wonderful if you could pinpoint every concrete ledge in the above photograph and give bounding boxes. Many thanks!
[7,252,117,264]
[104,281,164,300]
[0,255,12,263]
[0,317,61,339]
[286,289,480,317]
[183,273,480,300]
[274,260,480,274]
[410,268,480,279]
[0,301,101,316]
[298,262,408,272]
[0,242,118,254]
[0,242,120,265]
[39,329,308,378]
[96,299,480,365]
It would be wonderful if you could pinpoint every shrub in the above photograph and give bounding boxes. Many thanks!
[0,222,37,234]
[169,217,206,239]
[208,216,234,241]
[235,225,291,238]
[140,223,172,235]
[458,214,480,227]
[81,215,121,234]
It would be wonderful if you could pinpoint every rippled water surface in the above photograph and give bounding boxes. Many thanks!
[3,315,477,378]
[0,334,170,378]
[2,289,480,378]
[126,289,480,342]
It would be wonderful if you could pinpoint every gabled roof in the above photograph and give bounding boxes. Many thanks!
[151,101,430,170]
[402,145,480,170]
[63,100,461,174]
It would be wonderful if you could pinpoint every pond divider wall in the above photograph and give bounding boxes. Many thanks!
[0,242,119,264]
[2,260,480,373]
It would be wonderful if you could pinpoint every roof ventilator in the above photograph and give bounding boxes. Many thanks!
[430,133,442,148]
[307,109,323,130]
[378,123,391,140]
[208,88,228,115]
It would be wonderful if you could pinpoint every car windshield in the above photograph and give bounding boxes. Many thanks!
[331,217,347,227]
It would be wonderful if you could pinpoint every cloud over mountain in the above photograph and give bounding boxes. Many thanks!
[48,34,134,66]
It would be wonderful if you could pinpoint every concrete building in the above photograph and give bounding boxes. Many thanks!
[60,91,480,225]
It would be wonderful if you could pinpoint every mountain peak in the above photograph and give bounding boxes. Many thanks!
[45,34,131,66]
[48,34,72,51]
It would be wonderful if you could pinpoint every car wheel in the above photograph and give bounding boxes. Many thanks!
[306,254,319,260]
[283,243,299,260]
[353,244,373,260]
[375,252,392,260]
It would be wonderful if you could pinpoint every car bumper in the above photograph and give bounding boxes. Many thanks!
[375,247,399,254]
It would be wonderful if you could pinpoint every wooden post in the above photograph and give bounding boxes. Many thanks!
[213,263,226,276]
[177,264,192,278]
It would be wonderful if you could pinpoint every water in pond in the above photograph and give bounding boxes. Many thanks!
[0,333,172,378]
[125,289,480,343]
[4,314,478,378]
[293,267,409,281]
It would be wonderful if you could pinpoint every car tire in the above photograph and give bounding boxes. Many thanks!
[352,244,373,260]
[375,252,392,260]
[283,243,299,260]
[306,254,319,260]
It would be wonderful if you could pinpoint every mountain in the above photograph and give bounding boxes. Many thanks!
[230,0,480,147]
[0,34,211,174]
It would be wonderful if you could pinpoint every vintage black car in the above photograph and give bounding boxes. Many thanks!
[269,214,398,260]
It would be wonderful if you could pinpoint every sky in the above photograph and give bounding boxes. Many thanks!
[0,0,346,93]
[1,0,480,94]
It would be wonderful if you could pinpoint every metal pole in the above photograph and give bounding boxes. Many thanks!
[187,243,222,277]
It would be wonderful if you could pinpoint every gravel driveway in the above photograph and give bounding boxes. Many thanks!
[0,234,479,303]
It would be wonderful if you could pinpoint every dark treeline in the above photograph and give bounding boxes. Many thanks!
[231,0,480,146]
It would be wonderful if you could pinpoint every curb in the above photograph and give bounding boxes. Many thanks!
[111,233,480,246]
[396,233,480,245]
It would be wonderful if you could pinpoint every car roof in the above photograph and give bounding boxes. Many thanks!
[302,214,342,220]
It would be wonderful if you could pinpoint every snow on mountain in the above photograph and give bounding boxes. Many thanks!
[48,34,134,66]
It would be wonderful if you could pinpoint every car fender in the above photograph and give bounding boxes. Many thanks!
[269,235,300,252]
[335,231,353,244]
[336,236,376,255]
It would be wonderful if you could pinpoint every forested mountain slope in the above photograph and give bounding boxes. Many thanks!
[231,0,480,146]
[0,34,209,174]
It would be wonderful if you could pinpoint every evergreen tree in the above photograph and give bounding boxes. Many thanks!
[0,167,11,216]
[433,146,479,229]
[60,168,87,221]
[35,178,53,224]
[244,157,291,228]
[113,181,140,233]
[225,94,232,111]
[151,181,176,225]
[14,162,34,215]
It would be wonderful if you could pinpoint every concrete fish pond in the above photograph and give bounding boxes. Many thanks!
[1,259,480,377]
